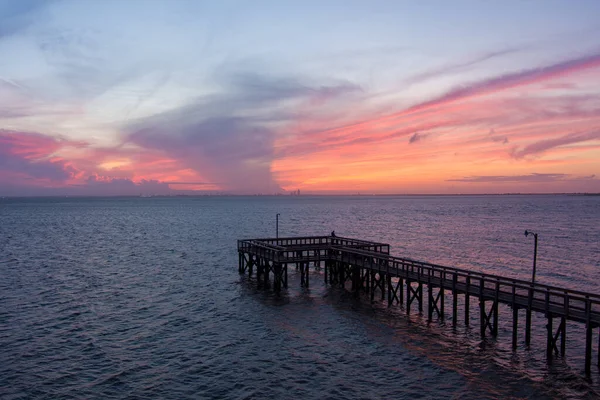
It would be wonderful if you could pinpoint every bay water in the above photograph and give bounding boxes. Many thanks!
[1,195,599,399]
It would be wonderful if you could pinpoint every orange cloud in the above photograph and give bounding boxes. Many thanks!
[272,53,600,193]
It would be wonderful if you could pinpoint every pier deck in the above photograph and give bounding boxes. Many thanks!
[237,235,600,374]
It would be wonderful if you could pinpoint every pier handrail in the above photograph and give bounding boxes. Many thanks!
[238,234,600,373]
[245,235,390,247]
[237,239,286,251]
[332,246,600,303]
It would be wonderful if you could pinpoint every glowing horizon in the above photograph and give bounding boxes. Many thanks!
[1,1,599,196]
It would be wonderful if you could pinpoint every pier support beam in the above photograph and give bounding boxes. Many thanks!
[263,259,270,288]
[465,276,471,326]
[546,315,566,359]
[238,235,600,377]
[300,262,310,288]
[512,306,519,349]
[452,274,458,328]
[526,287,533,346]
[387,276,403,306]
[428,284,445,322]
[406,280,423,315]
[273,263,285,293]
[370,272,386,302]
[479,299,498,338]
[585,323,593,375]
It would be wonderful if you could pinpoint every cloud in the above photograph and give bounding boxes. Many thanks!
[74,176,172,196]
[511,129,600,158]
[447,173,591,183]
[126,71,360,193]
[0,0,51,38]
[0,176,173,197]
[275,51,600,163]
[488,129,509,144]
[400,51,600,116]
[0,129,76,182]
[408,132,429,144]
[406,48,521,84]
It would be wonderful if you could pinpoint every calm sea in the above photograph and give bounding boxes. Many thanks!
[1,195,599,399]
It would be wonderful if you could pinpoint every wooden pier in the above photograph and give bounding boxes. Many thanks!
[238,235,600,374]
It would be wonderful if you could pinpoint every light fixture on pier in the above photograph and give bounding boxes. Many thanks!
[524,230,538,284]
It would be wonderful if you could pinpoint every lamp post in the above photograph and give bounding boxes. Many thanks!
[276,213,280,239]
[524,230,538,284]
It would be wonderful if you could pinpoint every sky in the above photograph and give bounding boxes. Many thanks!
[1,0,600,196]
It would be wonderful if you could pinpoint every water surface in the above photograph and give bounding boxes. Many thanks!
[1,195,599,399]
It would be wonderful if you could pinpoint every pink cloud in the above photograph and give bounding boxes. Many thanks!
[0,130,77,184]
[511,130,600,159]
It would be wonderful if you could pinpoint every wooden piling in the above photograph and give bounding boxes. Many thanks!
[526,287,533,346]
[465,276,470,326]
[452,273,458,328]
[512,307,519,349]
[237,235,600,375]
[585,322,592,375]
[547,314,554,360]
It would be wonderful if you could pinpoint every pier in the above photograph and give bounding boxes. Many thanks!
[238,235,600,375]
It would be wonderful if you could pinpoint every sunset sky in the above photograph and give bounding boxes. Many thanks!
[1,0,600,195]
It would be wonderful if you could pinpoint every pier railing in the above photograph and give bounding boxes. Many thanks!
[332,246,600,325]
[237,235,600,374]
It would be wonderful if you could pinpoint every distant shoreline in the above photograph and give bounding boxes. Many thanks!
[1,192,599,199]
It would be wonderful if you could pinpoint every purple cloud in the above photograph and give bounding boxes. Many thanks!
[126,72,360,193]
[402,51,600,115]
[0,177,173,197]
[511,129,600,159]
[489,129,509,144]
[0,129,74,183]
[447,173,592,183]
[408,132,428,144]
[406,48,521,84]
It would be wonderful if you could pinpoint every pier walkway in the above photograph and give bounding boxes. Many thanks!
[237,235,600,374]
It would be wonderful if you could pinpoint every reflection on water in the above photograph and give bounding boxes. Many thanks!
[0,195,598,399]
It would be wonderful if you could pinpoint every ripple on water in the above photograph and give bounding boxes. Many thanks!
[1,196,599,399]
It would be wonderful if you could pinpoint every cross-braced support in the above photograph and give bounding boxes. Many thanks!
[406,280,423,315]
[525,288,534,346]
[387,276,403,306]
[546,314,566,359]
[451,273,458,327]
[299,261,310,288]
[327,260,339,284]
[351,265,361,295]
[479,299,499,338]
[370,271,386,302]
[512,306,519,349]
[239,236,600,375]
[239,253,256,276]
[238,252,244,274]
[584,297,598,375]
[428,284,445,322]
[340,263,353,288]
[261,258,270,288]
[359,268,370,293]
